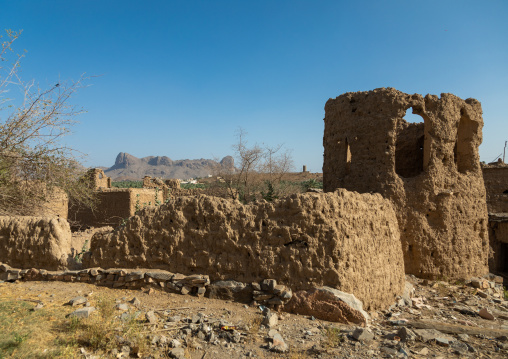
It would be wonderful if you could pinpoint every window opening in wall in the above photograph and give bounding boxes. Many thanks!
[403,108,424,123]
[454,111,478,173]
[99,173,103,179]
[503,190,508,194]
[395,107,425,178]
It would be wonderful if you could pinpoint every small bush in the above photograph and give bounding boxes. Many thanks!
[323,326,344,348]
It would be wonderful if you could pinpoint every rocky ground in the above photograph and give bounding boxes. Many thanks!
[0,274,507,358]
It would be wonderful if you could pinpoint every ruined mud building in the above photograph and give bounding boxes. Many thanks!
[1,87,505,312]
[68,169,163,228]
[142,175,182,201]
[323,88,489,280]
[67,171,201,228]
[80,89,501,309]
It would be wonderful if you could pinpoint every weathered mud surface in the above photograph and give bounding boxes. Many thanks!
[0,216,72,270]
[482,162,508,213]
[86,190,404,310]
[323,88,489,280]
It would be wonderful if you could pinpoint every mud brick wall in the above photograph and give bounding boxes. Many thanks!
[482,164,508,213]
[488,214,508,274]
[323,88,489,280]
[44,187,69,219]
[85,190,405,310]
[0,216,72,270]
[18,182,69,219]
[68,188,160,228]
[28,186,69,220]
[88,168,111,189]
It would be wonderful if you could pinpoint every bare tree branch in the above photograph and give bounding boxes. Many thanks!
[0,29,95,216]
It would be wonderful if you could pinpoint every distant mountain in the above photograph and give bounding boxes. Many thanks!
[104,152,233,181]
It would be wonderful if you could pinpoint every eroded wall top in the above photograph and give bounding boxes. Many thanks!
[323,88,488,280]
[88,168,111,189]
[323,87,484,193]
[85,191,405,310]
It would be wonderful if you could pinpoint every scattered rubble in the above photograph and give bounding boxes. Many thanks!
[2,268,507,358]
[67,306,96,318]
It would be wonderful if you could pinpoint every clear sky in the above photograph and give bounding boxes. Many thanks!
[1,0,507,172]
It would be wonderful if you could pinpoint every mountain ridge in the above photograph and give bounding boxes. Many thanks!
[103,152,233,181]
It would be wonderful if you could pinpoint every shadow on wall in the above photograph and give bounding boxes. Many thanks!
[323,87,489,280]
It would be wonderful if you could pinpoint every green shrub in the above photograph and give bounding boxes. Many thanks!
[111,181,142,188]
[180,183,207,190]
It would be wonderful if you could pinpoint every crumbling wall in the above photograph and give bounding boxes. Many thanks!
[68,188,160,228]
[27,186,68,219]
[323,88,489,279]
[85,190,405,310]
[482,162,508,213]
[143,176,184,201]
[488,214,508,273]
[0,216,72,270]
[165,179,181,190]
[88,168,111,189]
[143,176,166,189]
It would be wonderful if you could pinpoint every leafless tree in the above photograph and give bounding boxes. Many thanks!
[211,128,294,202]
[262,144,294,185]
[0,30,95,216]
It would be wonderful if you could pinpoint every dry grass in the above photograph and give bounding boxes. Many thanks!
[0,289,150,358]
[0,298,80,358]
[323,326,344,348]
[75,297,116,351]
[288,347,310,359]
[74,295,149,356]
[436,282,448,297]
[247,315,263,335]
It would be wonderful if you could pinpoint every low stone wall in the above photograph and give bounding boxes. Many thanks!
[0,263,293,309]
[0,216,72,270]
[85,190,405,310]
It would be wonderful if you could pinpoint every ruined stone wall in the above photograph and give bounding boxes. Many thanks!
[482,163,508,213]
[68,188,159,228]
[323,88,489,280]
[0,216,72,270]
[85,190,405,310]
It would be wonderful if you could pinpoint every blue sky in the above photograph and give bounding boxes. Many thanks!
[1,0,507,172]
